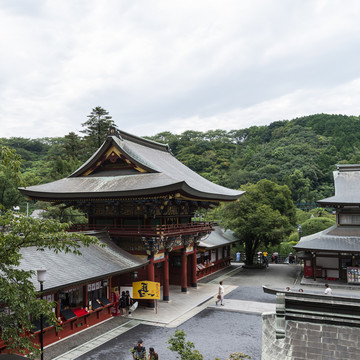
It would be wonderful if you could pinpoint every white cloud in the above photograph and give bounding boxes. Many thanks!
[0,0,360,138]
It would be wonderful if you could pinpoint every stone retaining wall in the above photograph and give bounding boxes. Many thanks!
[262,312,360,360]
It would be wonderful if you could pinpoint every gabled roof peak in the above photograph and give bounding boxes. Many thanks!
[107,126,123,140]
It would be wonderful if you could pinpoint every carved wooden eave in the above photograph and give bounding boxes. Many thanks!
[19,127,244,202]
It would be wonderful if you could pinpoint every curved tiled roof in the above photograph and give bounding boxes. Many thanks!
[293,225,360,252]
[20,130,243,202]
[198,226,239,249]
[19,231,148,292]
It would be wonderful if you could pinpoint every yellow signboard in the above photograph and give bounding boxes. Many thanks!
[132,281,160,300]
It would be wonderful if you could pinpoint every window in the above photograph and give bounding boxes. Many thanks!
[59,287,83,311]
[211,250,216,262]
[87,281,108,308]
[339,214,360,225]
[173,256,181,267]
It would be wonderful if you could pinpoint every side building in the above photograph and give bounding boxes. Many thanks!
[294,164,360,282]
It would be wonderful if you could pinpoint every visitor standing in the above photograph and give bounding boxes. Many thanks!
[215,281,224,306]
[118,291,126,316]
[263,251,269,267]
[125,290,133,315]
[130,339,146,360]
[148,347,159,360]
[324,284,333,295]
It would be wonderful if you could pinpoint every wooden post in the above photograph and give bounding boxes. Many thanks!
[191,247,197,288]
[312,252,316,281]
[163,252,170,301]
[181,249,187,292]
[147,253,155,308]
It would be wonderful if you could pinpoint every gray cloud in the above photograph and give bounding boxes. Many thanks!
[1,0,360,139]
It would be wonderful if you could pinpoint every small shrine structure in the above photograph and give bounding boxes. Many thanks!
[295,164,360,282]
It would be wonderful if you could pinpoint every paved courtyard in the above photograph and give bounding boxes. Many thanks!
[45,263,359,360]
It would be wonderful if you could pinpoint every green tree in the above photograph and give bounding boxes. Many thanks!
[38,202,87,223]
[217,354,251,360]
[300,217,336,237]
[63,132,86,161]
[0,168,23,209]
[285,169,311,203]
[220,180,296,265]
[0,144,98,358]
[168,330,204,360]
[81,106,115,153]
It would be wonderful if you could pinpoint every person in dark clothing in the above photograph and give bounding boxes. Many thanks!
[148,347,159,360]
[130,339,146,360]
[125,290,134,315]
[118,291,126,316]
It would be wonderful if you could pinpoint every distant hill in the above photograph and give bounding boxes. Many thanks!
[1,113,359,208]
[147,114,360,204]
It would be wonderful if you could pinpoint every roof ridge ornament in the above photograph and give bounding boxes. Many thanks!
[108,126,123,140]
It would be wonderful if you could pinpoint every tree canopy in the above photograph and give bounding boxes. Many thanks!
[81,106,115,153]
[2,113,359,210]
[0,144,97,358]
[220,180,296,265]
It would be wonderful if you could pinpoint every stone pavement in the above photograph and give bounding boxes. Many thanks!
[44,264,286,359]
[46,264,266,360]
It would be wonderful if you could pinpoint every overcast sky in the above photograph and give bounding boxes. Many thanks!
[1,0,360,139]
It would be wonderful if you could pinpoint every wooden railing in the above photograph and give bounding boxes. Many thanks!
[68,221,213,238]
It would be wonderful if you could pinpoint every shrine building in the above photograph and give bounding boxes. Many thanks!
[295,164,360,283]
[19,127,243,307]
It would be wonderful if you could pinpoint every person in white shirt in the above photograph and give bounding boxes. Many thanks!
[216,281,224,306]
[324,284,333,295]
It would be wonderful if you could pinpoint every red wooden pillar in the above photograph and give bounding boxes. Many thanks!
[147,253,155,308]
[163,252,170,301]
[312,252,317,281]
[191,249,197,288]
[181,249,187,292]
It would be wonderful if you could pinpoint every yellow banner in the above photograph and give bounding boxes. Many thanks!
[132,281,160,300]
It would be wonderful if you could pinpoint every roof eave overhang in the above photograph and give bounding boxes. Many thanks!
[317,200,359,207]
[39,262,149,293]
[293,244,360,253]
[198,238,240,249]
[19,181,244,203]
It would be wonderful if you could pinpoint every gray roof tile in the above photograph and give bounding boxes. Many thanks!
[20,132,243,201]
[19,235,148,292]
[294,225,360,252]
[198,226,239,249]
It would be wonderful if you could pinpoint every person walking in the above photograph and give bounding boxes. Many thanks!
[148,347,159,360]
[125,290,133,315]
[215,281,224,306]
[324,284,333,295]
[130,339,146,360]
[263,252,269,267]
[118,291,126,316]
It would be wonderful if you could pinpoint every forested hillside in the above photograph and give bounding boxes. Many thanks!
[148,114,360,204]
[1,113,359,210]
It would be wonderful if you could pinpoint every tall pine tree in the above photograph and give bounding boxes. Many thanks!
[81,107,115,153]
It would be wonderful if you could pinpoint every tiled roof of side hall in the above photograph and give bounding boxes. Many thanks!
[19,231,148,292]
[19,130,244,201]
[293,225,360,252]
[198,226,239,249]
